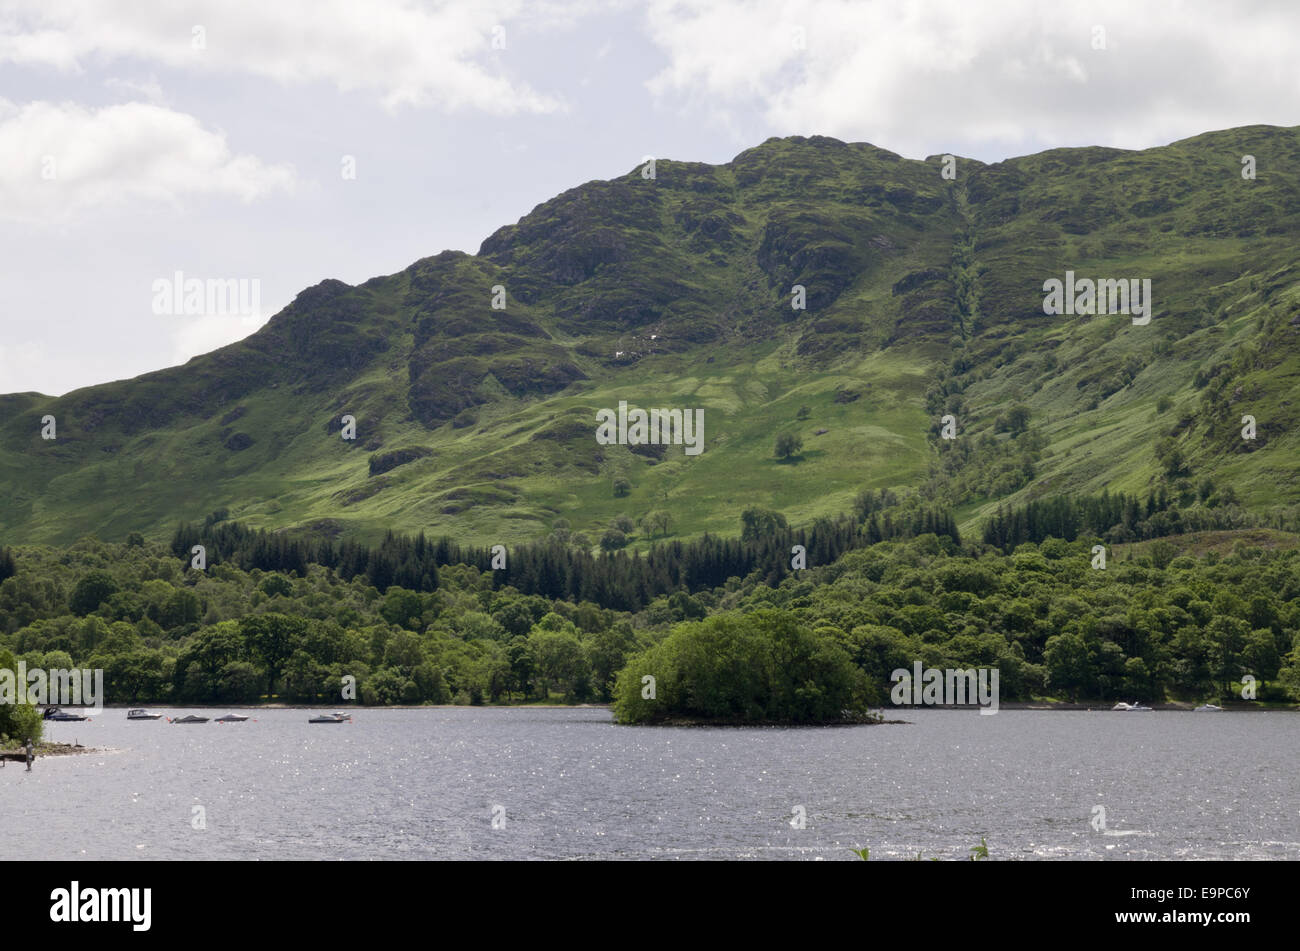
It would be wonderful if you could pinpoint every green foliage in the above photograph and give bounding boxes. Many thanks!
[774,432,804,459]
[981,488,1300,550]
[1044,633,1095,701]
[0,648,43,743]
[612,610,870,724]
[1155,437,1188,479]
[529,624,587,700]
[1148,539,1177,570]
[994,405,1031,435]
[0,701,43,746]
[638,510,672,539]
[740,507,788,542]
[240,613,308,697]
[260,574,294,598]
[379,587,425,630]
[600,528,629,552]
[218,661,263,703]
[69,571,119,617]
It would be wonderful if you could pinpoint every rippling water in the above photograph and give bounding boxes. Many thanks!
[4,707,1296,860]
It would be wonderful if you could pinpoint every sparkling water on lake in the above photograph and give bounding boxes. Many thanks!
[5,707,1297,860]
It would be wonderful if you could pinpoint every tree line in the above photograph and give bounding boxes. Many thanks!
[982,487,1300,552]
[170,500,960,612]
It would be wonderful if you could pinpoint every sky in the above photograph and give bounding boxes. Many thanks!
[2,0,1298,396]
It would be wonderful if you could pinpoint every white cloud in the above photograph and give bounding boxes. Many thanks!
[0,338,48,394]
[0,0,567,114]
[103,74,167,104]
[642,0,1300,156]
[0,99,296,223]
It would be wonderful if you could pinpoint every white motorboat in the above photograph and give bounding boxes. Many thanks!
[214,713,250,722]
[1111,701,1153,711]
[1193,703,1223,712]
[127,709,163,720]
[308,712,352,723]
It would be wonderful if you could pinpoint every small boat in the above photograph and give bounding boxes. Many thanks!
[169,715,210,724]
[43,707,89,721]
[1111,701,1153,711]
[1193,703,1224,712]
[214,713,249,722]
[127,709,163,720]
[309,712,352,723]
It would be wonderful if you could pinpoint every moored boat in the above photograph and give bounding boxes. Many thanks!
[1193,703,1224,712]
[168,714,210,724]
[214,713,249,722]
[43,707,89,721]
[127,709,163,720]
[1111,701,1153,711]
[308,712,352,723]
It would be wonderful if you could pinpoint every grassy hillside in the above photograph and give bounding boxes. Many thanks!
[3,126,1299,548]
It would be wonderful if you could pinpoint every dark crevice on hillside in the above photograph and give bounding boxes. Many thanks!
[949,180,979,341]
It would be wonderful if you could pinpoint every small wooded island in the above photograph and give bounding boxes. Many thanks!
[612,610,879,724]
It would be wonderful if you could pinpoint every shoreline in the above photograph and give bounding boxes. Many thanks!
[78,701,1300,711]
[630,716,909,727]
[1,741,106,760]
[83,702,613,711]
[32,700,1298,717]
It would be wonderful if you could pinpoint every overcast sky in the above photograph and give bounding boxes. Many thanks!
[2,0,1297,396]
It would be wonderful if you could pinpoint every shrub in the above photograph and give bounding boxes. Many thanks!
[775,432,803,459]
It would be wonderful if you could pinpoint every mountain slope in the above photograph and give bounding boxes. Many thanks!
[3,127,1299,547]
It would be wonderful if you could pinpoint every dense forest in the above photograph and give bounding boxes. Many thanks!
[982,487,1300,551]
[166,494,960,610]
[3,489,1300,736]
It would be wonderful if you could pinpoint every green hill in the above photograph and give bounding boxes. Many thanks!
[4,126,1299,547]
